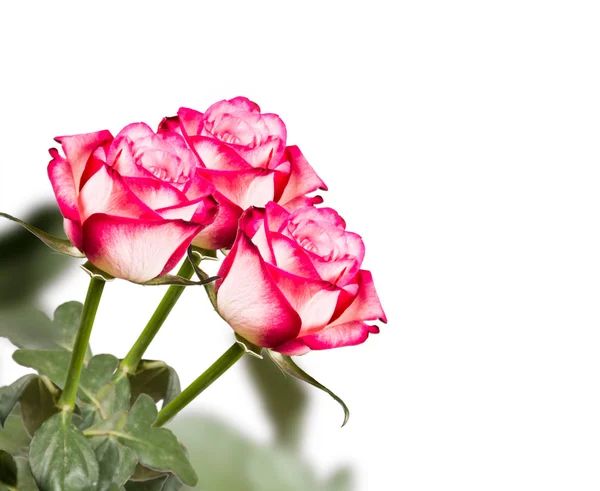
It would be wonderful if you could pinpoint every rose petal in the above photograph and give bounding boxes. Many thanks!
[267,266,340,335]
[55,130,113,190]
[269,233,321,280]
[301,321,379,351]
[273,339,311,356]
[122,176,188,210]
[63,218,83,251]
[330,270,387,326]
[78,165,158,222]
[114,122,155,142]
[191,191,243,250]
[157,115,181,134]
[189,136,253,171]
[156,196,216,222]
[261,113,287,143]
[176,107,205,138]
[48,154,78,220]
[82,214,203,283]
[277,146,327,204]
[197,167,275,210]
[237,137,286,169]
[281,195,324,212]
[264,201,292,234]
[216,231,301,347]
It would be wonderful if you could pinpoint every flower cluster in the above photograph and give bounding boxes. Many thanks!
[48,96,386,353]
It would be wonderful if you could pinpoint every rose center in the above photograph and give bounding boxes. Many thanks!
[137,148,191,185]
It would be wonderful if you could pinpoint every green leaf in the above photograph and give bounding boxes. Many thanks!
[30,412,99,491]
[95,377,131,420]
[92,438,137,491]
[53,302,92,361]
[20,377,60,437]
[78,355,120,403]
[235,334,263,359]
[13,351,118,408]
[84,395,197,487]
[267,351,350,427]
[128,361,181,409]
[0,308,58,351]
[0,451,17,487]
[0,375,36,428]
[128,463,165,482]
[124,474,182,491]
[14,457,39,491]
[0,301,92,356]
[0,407,31,456]
[246,353,307,447]
[0,212,85,258]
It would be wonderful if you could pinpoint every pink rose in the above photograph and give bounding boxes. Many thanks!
[48,123,218,282]
[159,96,327,250]
[215,202,387,354]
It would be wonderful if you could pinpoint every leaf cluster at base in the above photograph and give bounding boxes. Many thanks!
[0,302,194,491]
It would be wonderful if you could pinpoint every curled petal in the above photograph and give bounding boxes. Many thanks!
[55,130,113,190]
[82,214,203,283]
[277,146,327,204]
[216,231,301,347]
[114,122,155,142]
[330,270,387,326]
[264,201,292,234]
[197,167,275,210]
[299,321,380,352]
[157,115,181,134]
[280,194,324,212]
[176,107,205,138]
[191,192,242,250]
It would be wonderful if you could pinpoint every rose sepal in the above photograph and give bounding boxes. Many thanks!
[0,212,85,258]
[81,260,218,287]
[267,350,350,427]
[187,247,218,310]
[234,334,263,359]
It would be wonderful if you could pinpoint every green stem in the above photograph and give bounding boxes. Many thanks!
[154,342,245,427]
[118,258,197,377]
[58,277,105,411]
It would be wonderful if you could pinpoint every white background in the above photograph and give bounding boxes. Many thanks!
[1,1,600,490]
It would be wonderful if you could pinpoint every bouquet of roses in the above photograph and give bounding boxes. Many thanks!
[0,97,386,491]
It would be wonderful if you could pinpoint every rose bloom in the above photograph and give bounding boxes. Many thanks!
[48,124,217,282]
[215,202,387,354]
[159,96,327,250]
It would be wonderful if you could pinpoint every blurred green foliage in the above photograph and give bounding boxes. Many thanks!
[0,204,72,309]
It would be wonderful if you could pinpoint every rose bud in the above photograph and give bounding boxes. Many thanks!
[48,123,218,282]
[215,202,387,354]
[159,97,327,250]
